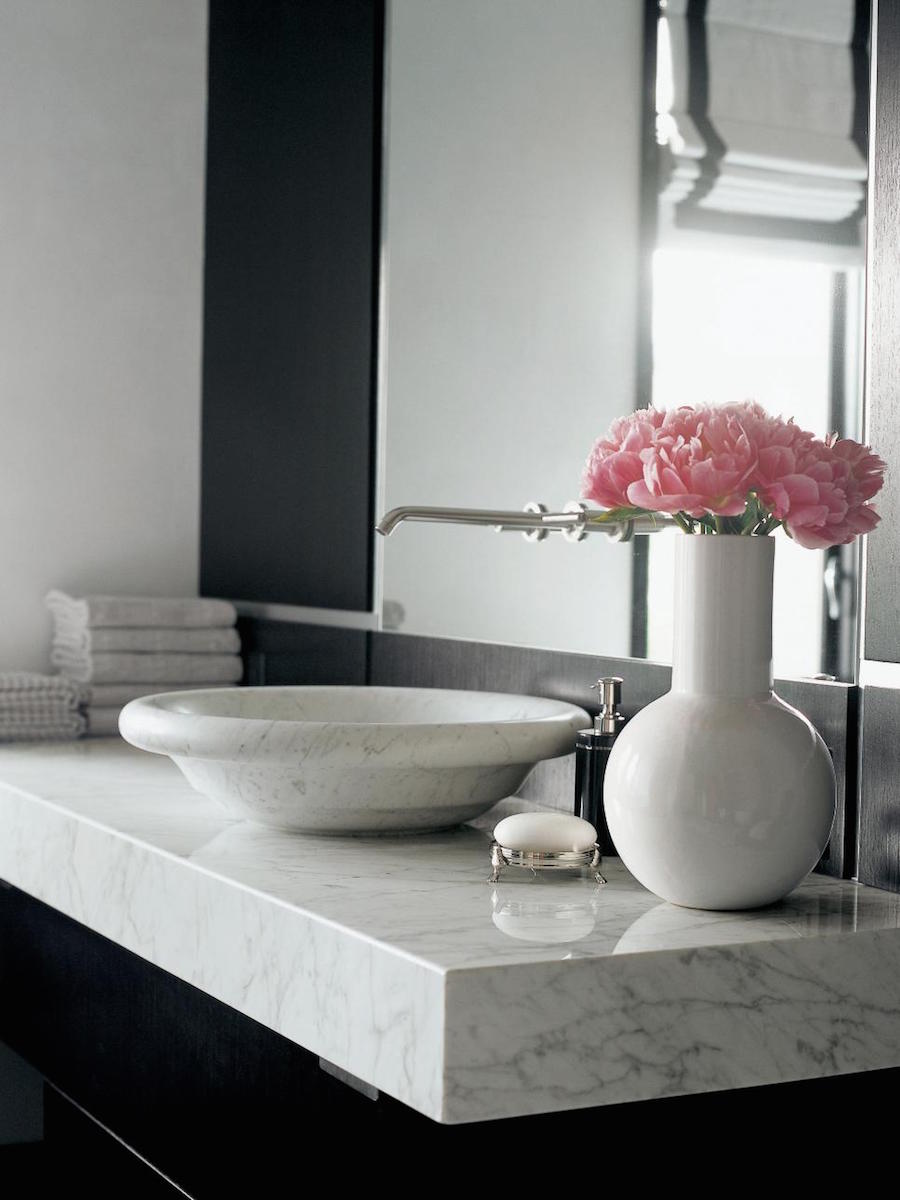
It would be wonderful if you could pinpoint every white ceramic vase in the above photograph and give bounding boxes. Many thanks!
[604,534,835,910]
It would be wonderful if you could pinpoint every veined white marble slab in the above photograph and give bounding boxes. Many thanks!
[0,739,899,1123]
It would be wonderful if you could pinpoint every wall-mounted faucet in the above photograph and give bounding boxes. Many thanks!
[375,502,676,543]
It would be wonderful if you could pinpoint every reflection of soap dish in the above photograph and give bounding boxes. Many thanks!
[491,893,600,943]
[488,813,607,885]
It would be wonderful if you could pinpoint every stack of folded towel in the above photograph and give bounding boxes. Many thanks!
[0,672,87,741]
[45,592,242,736]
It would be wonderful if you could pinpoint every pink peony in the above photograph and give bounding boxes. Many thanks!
[626,404,758,517]
[781,436,885,549]
[582,402,759,517]
[580,408,665,509]
[732,402,816,518]
[581,400,884,548]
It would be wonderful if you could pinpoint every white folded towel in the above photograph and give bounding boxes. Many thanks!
[56,653,244,685]
[87,682,232,707]
[46,590,237,630]
[52,626,241,656]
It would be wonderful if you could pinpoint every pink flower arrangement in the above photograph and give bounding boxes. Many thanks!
[581,401,884,548]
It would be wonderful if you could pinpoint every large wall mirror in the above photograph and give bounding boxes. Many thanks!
[378,0,869,682]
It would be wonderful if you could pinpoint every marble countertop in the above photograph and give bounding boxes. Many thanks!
[0,739,899,1123]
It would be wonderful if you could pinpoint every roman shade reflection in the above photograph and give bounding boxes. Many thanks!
[659,0,867,244]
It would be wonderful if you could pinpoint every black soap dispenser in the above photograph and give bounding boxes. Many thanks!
[574,676,626,857]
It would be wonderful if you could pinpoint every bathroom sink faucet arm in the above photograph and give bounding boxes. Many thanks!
[375,503,675,542]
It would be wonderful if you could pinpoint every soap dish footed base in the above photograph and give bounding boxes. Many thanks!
[488,841,607,885]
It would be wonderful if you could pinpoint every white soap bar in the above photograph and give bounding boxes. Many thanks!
[493,812,597,853]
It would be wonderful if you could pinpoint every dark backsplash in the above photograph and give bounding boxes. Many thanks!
[239,618,857,880]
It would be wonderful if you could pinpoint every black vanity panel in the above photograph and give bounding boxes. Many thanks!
[200,0,383,611]
[31,1087,181,1196]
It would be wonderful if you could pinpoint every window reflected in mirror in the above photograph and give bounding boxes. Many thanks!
[647,0,868,680]
[647,249,864,678]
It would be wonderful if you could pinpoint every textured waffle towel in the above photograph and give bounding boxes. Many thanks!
[0,672,87,741]
[54,652,244,685]
[45,590,237,630]
[0,672,87,702]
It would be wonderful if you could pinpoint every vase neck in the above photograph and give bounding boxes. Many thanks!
[670,534,774,699]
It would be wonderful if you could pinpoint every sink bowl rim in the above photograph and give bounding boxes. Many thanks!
[119,685,591,770]
[122,683,587,728]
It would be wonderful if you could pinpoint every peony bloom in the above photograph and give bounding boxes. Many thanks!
[830,436,886,502]
[733,403,816,518]
[583,402,760,517]
[581,400,884,548]
[580,407,665,509]
[626,404,758,517]
[781,436,885,549]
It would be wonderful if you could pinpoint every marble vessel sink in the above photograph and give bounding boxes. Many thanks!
[118,685,589,834]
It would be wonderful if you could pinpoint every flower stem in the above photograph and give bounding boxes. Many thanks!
[741,494,760,534]
[673,511,693,534]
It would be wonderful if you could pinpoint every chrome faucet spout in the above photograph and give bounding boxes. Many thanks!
[375,503,675,542]
[375,505,534,536]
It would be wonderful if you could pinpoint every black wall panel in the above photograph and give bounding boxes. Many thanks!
[237,616,367,687]
[858,685,900,891]
[200,0,383,610]
[864,0,900,663]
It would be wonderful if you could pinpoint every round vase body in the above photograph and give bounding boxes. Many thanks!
[604,535,835,910]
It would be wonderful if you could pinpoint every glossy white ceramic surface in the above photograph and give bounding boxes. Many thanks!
[119,685,589,833]
[1,741,899,1124]
[605,535,835,910]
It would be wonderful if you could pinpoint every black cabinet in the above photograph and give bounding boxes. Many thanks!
[0,1087,182,1197]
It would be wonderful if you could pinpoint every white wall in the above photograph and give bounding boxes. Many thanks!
[0,1,207,670]
[382,0,644,655]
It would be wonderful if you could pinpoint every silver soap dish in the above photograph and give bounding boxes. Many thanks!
[489,842,607,885]
[488,813,607,885]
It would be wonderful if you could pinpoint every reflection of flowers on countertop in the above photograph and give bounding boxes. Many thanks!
[582,400,884,548]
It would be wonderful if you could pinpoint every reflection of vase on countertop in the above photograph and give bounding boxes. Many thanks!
[604,534,835,911]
